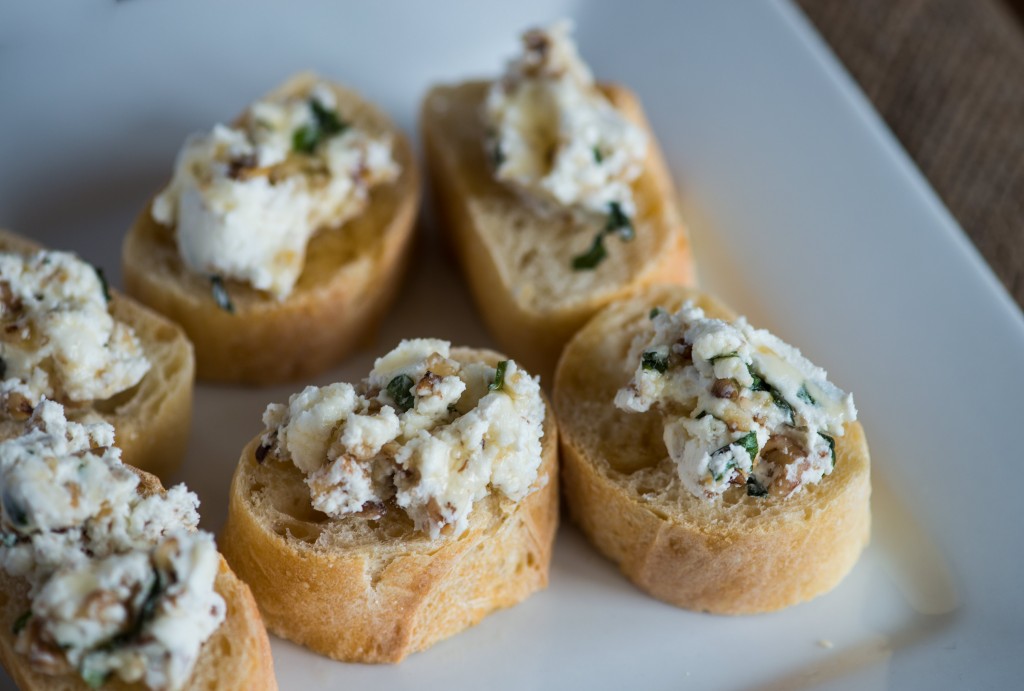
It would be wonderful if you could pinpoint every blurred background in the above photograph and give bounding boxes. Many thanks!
[799,0,1024,308]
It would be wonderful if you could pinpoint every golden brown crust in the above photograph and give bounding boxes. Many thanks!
[0,469,277,691]
[553,285,871,614]
[122,73,421,385]
[421,80,694,382]
[0,229,194,481]
[220,348,559,663]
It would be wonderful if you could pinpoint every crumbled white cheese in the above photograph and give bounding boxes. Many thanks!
[615,303,857,499]
[0,250,150,405]
[0,402,218,691]
[153,82,400,300]
[485,21,647,218]
[262,339,546,538]
[22,531,224,691]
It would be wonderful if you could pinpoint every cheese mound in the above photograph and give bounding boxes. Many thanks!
[0,401,223,691]
[0,250,149,406]
[485,21,647,218]
[153,82,400,300]
[262,339,546,538]
[615,303,857,500]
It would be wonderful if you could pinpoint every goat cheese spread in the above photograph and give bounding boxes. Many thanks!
[261,339,546,538]
[485,21,647,223]
[0,250,150,408]
[615,303,857,500]
[0,401,224,690]
[152,81,400,300]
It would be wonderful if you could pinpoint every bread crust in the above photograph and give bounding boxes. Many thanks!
[553,285,871,614]
[0,229,194,481]
[0,469,277,691]
[122,73,421,385]
[220,347,559,663]
[421,80,694,383]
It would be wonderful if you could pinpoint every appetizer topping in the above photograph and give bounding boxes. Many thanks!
[261,339,546,538]
[152,81,400,300]
[615,303,857,500]
[17,532,224,691]
[0,250,150,408]
[0,401,222,690]
[485,22,648,269]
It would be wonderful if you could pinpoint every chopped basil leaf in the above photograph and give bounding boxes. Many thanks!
[708,351,739,364]
[592,146,603,163]
[649,307,664,319]
[797,385,816,405]
[311,99,346,136]
[490,141,505,168]
[571,232,607,270]
[746,476,768,497]
[11,610,30,635]
[489,360,509,392]
[736,431,760,461]
[819,432,836,467]
[93,265,111,304]
[210,275,234,314]
[605,201,634,241]
[386,374,415,412]
[292,98,349,153]
[0,357,5,379]
[641,350,669,373]
[711,460,736,483]
[747,364,768,392]
[696,410,708,420]
[292,125,319,154]
[770,388,794,422]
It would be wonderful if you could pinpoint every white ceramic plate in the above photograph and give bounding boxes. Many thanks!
[2,1,1022,689]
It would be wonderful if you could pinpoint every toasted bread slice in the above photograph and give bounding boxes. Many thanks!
[0,229,194,480]
[220,347,559,663]
[421,81,694,382]
[0,469,276,691]
[123,73,421,385]
[553,285,871,614]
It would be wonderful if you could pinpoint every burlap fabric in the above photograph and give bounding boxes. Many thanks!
[798,0,1024,307]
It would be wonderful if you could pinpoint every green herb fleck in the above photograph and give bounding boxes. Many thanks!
[387,374,415,412]
[746,476,768,497]
[819,432,836,467]
[571,232,607,270]
[797,385,816,406]
[711,460,736,483]
[649,307,664,319]
[11,611,30,635]
[210,275,234,314]
[0,357,6,379]
[735,431,760,461]
[293,98,348,153]
[747,364,768,392]
[592,146,603,163]
[641,350,669,373]
[605,201,634,241]
[93,266,111,304]
[770,388,794,422]
[0,532,16,547]
[708,351,739,364]
[489,360,509,392]
[696,410,709,420]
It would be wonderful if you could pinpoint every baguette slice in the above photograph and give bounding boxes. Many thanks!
[123,73,421,385]
[220,347,559,663]
[553,285,871,614]
[0,229,194,480]
[0,468,276,691]
[421,81,694,382]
